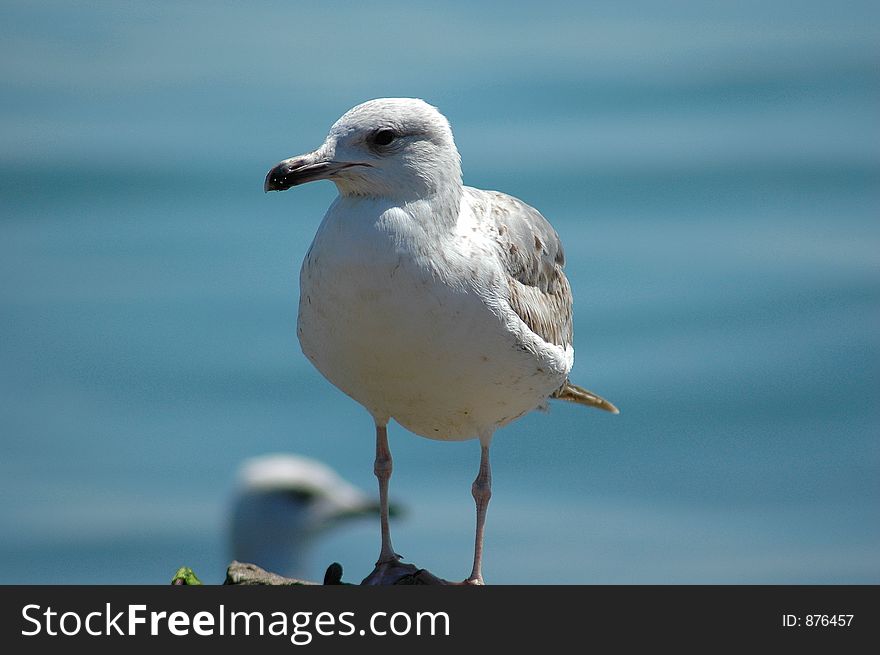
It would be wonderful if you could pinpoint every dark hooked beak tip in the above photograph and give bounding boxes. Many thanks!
[264,158,305,193]
[263,170,278,193]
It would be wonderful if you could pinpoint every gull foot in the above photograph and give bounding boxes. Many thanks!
[462,576,485,586]
[361,557,421,585]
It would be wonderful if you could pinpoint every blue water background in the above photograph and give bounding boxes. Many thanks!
[1,1,878,583]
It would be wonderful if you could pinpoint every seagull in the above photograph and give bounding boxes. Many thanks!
[229,454,399,579]
[265,98,617,584]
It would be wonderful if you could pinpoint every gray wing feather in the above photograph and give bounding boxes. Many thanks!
[467,188,573,348]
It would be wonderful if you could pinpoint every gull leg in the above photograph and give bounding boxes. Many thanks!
[362,422,418,584]
[374,422,397,564]
[465,433,493,584]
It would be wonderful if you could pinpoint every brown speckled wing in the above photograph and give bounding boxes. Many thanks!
[468,188,574,348]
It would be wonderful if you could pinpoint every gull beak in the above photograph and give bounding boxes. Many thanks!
[335,499,406,521]
[264,151,367,192]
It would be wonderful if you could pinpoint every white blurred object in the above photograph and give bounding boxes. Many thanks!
[229,453,391,579]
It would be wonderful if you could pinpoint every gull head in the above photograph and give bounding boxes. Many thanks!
[265,98,462,200]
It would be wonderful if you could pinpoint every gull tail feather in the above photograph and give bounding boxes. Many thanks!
[552,381,619,414]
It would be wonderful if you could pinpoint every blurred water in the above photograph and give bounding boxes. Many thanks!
[1,0,878,583]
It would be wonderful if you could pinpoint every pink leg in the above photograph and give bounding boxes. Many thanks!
[362,423,420,584]
[466,435,493,584]
[374,423,398,564]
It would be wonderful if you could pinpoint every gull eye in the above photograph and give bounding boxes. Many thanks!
[372,129,396,146]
